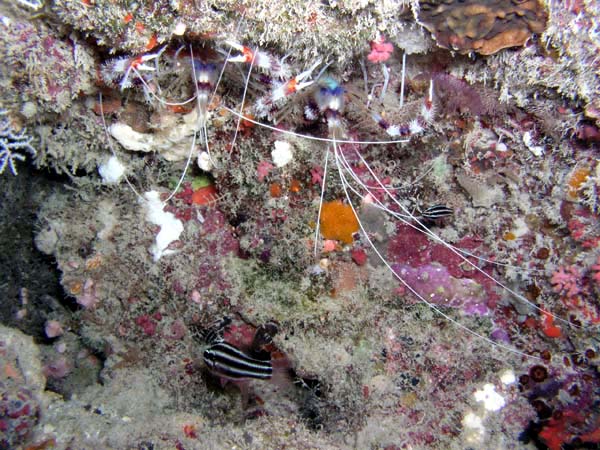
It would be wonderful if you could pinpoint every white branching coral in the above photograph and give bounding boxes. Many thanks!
[0,110,37,176]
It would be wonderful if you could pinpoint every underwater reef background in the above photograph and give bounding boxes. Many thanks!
[1,0,600,448]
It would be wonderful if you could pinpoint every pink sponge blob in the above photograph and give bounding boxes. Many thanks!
[368,36,394,63]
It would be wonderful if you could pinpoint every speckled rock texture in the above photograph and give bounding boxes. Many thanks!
[1,0,600,449]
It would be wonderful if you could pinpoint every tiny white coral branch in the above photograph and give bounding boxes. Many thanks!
[0,110,37,176]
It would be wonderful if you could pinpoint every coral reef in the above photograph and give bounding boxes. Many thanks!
[0,0,599,448]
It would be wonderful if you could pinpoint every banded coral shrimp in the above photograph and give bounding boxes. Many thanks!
[87,24,600,445]
[99,35,575,344]
[219,63,582,357]
[98,27,323,193]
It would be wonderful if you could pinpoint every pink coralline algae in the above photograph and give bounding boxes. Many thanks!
[593,257,600,285]
[393,263,489,315]
[164,319,186,340]
[567,209,600,249]
[550,266,581,298]
[310,166,324,185]
[550,264,600,325]
[387,223,500,310]
[135,314,159,337]
[223,322,257,348]
[0,383,39,449]
[257,161,274,182]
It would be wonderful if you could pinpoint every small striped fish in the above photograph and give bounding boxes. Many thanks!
[421,204,454,221]
[204,341,273,381]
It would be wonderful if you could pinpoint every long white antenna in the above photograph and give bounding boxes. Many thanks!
[399,52,406,108]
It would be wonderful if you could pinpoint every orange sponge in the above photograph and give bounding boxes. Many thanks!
[319,200,359,244]
[567,167,590,200]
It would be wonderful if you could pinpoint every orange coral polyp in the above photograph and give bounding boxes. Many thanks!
[567,167,590,200]
[319,200,359,244]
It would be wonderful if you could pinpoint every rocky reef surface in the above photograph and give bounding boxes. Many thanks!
[1,1,599,449]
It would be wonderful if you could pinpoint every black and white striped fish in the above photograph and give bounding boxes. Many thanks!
[421,204,454,221]
[196,317,280,381]
[203,341,273,381]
